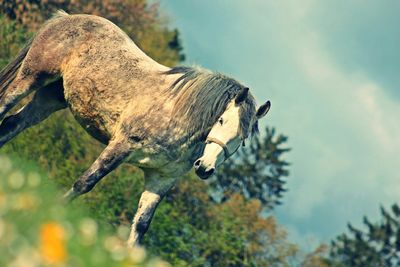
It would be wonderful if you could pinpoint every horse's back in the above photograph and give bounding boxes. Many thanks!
[26,12,171,143]
[27,12,167,76]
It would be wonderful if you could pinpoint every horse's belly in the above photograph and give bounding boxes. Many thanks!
[126,144,195,177]
[63,77,120,144]
[127,148,170,169]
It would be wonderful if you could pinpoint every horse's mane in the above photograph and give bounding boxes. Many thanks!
[165,66,259,142]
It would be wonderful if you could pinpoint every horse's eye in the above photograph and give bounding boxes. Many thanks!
[218,118,224,125]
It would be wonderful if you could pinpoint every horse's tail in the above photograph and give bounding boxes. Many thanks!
[0,39,32,100]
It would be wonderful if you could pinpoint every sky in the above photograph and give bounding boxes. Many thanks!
[161,0,400,250]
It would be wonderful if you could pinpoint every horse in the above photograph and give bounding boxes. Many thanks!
[0,11,271,247]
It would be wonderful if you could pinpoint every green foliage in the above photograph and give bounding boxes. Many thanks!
[210,126,290,209]
[0,15,30,68]
[330,204,400,267]
[300,245,331,267]
[146,174,298,267]
[0,155,169,267]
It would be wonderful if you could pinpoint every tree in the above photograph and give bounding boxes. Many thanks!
[146,174,298,267]
[209,126,290,210]
[330,204,400,267]
[300,245,331,267]
[0,15,30,67]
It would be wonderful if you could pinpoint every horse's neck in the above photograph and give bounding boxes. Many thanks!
[126,69,210,150]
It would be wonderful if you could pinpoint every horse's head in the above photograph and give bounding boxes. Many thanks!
[194,87,271,179]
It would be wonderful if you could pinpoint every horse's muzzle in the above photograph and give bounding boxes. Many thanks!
[194,159,215,179]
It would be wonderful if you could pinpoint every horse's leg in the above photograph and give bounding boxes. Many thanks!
[0,72,42,122]
[63,137,132,201]
[127,172,176,247]
[0,79,66,148]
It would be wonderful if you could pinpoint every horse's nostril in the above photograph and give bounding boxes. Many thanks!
[194,163,215,179]
[205,167,215,176]
[194,159,201,168]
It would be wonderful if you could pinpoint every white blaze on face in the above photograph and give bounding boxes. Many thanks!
[201,101,242,168]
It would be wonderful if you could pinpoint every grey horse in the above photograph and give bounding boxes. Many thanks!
[0,11,270,246]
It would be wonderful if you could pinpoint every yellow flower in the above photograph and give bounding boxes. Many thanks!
[39,222,67,264]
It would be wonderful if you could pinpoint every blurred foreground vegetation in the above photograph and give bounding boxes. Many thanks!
[0,155,169,267]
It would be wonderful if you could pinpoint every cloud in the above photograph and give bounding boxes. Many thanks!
[307,0,400,100]
[269,0,400,241]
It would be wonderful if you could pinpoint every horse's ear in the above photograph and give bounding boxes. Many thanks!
[256,101,271,119]
[235,87,249,104]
